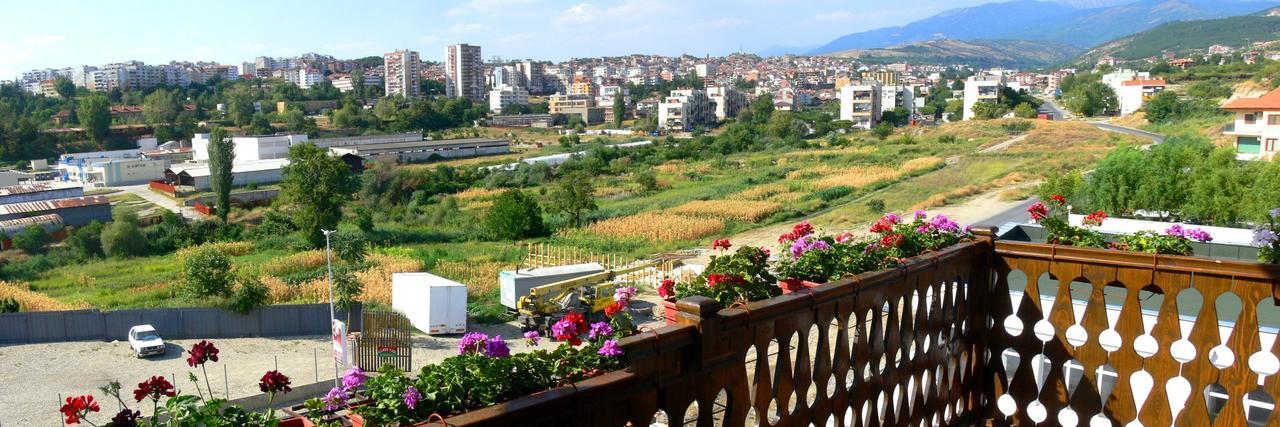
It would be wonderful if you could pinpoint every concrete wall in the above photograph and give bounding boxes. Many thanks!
[0,303,361,345]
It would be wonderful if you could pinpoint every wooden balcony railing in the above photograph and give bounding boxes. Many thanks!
[437,230,1280,426]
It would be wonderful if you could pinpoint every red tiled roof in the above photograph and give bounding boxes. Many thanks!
[1121,79,1166,86]
[1222,87,1280,111]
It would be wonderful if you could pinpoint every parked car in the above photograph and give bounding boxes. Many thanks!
[128,325,166,358]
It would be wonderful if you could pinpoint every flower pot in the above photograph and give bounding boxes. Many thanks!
[349,413,365,427]
[279,417,314,427]
[661,299,678,325]
[780,278,822,294]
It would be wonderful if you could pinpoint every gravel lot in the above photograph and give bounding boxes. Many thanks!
[0,304,667,427]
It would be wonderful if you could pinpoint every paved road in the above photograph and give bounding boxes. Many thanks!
[1090,121,1165,144]
[973,197,1037,229]
[118,184,199,219]
[1038,99,1068,120]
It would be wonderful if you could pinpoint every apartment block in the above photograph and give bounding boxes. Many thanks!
[880,85,916,116]
[384,50,422,98]
[839,81,882,129]
[705,86,746,121]
[489,85,530,113]
[658,89,717,131]
[962,74,1006,121]
[516,60,545,93]
[1103,69,1164,116]
[446,44,485,102]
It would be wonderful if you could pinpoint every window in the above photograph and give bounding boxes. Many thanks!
[1270,115,1280,125]
[1268,139,1277,152]
[1245,113,1257,124]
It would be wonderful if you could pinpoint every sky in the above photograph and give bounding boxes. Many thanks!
[0,0,997,78]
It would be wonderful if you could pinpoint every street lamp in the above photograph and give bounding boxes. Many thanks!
[322,229,340,386]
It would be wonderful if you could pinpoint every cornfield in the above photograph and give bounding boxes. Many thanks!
[734,183,789,201]
[432,260,505,298]
[669,200,781,223]
[585,212,725,243]
[258,250,327,277]
[810,157,944,190]
[175,241,254,261]
[900,156,944,171]
[0,281,84,312]
[786,165,839,180]
[452,187,504,201]
[261,253,420,305]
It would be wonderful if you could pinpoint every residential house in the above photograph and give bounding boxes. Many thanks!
[1222,87,1280,160]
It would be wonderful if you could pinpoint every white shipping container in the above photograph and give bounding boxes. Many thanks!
[392,272,468,335]
[499,263,605,309]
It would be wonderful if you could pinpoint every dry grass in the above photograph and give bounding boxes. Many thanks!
[175,241,254,261]
[808,157,942,191]
[734,183,789,201]
[465,200,494,211]
[258,250,326,277]
[911,172,1033,210]
[585,213,725,243]
[594,186,630,198]
[668,200,781,222]
[768,192,806,203]
[786,165,839,180]
[0,281,85,311]
[452,187,504,201]
[656,162,711,174]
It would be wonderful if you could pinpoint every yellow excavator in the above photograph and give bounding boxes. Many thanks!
[516,260,670,332]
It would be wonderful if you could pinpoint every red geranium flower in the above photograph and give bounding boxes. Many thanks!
[1027,201,1048,221]
[706,273,726,287]
[186,340,220,367]
[258,370,292,394]
[1051,194,1066,205]
[604,302,623,317]
[657,279,675,299]
[711,239,731,250]
[60,395,100,424]
[880,233,904,248]
[1084,210,1107,226]
[133,375,176,402]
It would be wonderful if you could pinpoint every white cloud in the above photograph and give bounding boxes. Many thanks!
[813,11,852,21]
[448,0,537,16]
[557,3,602,24]
[448,22,492,34]
[19,35,66,45]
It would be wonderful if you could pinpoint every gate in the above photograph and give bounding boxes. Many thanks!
[352,310,412,372]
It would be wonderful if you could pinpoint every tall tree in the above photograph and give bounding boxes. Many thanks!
[281,142,357,248]
[143,88,182,125]
[207,127,235,222]
[612,91,625,128]
[548,171,597,227]
[77,93,111,144]
[225,85,256,127]
[351,68,366,100]
[53,76,76,100]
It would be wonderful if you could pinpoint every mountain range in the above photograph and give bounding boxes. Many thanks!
[1077,6,1280,62]
[826,39,1086,68]
[800,0,1280,57]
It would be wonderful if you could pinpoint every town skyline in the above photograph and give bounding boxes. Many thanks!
[0,0,993,78]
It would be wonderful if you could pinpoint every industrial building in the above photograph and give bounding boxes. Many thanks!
[191,133,308,162]
[0,195,111,226]
[60,157,167,187]
[0,214,65,239]
[165,159,288,191]
[329,138,510,166]
[309,132,425,149]
[0,182,84,205]
[485,114,555,128]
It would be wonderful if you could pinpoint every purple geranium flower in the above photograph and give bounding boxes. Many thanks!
[914,210,927,220]
[1271,208,1280,219]
[341,366,365,392]
[323,387,348,411]
[598,339,623,357]
[929,214,960,234]
[1185,228,1213,243]
[1255,229,1279,247]
[613,286,636,303]
[483,335,510,358]
[588,321,614,341]
[403,386,421,410]
[457,332,489,355]
[523,330,541,346]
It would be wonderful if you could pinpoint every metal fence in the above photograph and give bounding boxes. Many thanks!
[0,303,361,345]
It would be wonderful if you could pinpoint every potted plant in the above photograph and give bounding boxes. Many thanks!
[1256,208,1280,264]
[1031,195,1215,255]
[290,366,370,427]
[664,243,778,321]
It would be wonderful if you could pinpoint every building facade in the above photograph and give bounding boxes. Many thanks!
[384,50,422,98]
[658,89,716,131]
[1222,87,1280,160]
[962,74,1006,121]
[191,133,309,162]
[489,85,530,113]
[839,81,882,129]
[446,44,485,102]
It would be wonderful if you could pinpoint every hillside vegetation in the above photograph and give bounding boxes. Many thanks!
[1078,8,1280,62]
[827,39,1084,68]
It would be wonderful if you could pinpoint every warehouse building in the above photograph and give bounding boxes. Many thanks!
[0,182,84,205]
[328,138,510,165]
[165,159,288,191]
[60,157,167,187]
[0,214,65,239]
[309,132,425,149]
[0,195,111,226]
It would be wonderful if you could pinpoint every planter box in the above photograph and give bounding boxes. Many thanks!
[778,278,824,294]
[661,299,677,325]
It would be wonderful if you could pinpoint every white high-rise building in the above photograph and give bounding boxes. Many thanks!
[516,60,544,93]
[446,44,485,102]
[839,81,882,130]
[384,50,421,98]
[962,74,1006,121]
[489,85,530,113]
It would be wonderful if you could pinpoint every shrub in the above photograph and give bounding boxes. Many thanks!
[67,221,105,258]
[330,230,368,263]
[872,122,893,140]
[354,207,375,233]
[0,297,18,313]
[101,212,148,258]
[484,189,545,240]
[811,186,854,202]
[1000,120,1034,134]
[937,134,958,144]
[866,198,886,213]
[12,226,50,254]
[226,276,268,314]
[183,247,234,298]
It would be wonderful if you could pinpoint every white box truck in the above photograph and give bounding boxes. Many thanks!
[392,272,468,335]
